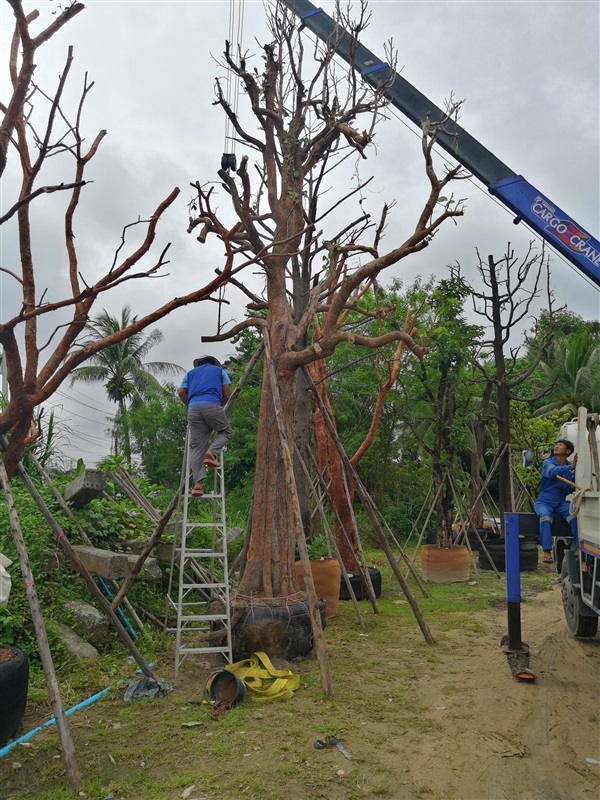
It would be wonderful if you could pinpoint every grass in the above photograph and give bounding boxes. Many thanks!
[0,546,561,800]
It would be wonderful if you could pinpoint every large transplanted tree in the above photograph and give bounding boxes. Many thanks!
[190,1,467,605]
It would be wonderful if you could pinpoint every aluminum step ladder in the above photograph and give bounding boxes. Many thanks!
[166,430,233,682]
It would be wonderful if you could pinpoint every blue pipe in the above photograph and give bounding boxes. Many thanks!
[0,662,154,759]
[0,686,112,758]
[95,577,136,639]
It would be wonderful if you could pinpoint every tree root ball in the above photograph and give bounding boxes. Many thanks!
[230,595,326,661]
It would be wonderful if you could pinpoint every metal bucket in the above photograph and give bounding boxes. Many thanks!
[204,670,246,708]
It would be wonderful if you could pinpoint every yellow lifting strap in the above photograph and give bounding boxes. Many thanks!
[225,651,300,702]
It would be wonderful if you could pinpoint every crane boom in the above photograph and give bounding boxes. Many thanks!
[282,0,600,287]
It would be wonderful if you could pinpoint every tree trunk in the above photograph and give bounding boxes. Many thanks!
[235,358,301,598]
[488,255,512,526]
[469,382,493,528]
[310,359,359,570]
[118,399,132,464]
[496,377,513,525]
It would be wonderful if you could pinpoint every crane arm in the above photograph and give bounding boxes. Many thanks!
[281,0,600,287]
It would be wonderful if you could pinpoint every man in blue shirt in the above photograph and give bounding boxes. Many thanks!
[534,439,578,563]
[178,356,233,497]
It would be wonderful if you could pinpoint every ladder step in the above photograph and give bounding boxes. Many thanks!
[183,551,227,559]
[186,522,226,529]
[180,646,230,655]
[178,614,229,622]
[181,582,227,590]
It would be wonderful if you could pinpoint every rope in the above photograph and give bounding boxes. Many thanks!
[224,0,245,157]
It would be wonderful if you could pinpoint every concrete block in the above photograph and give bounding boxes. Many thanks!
[64,469,106,507]
[55,622,99,662]
[123,538,174,565]
[227,526,244,544]
[72,545,129,580]
[123,554,163,582]
[64,599,110,645]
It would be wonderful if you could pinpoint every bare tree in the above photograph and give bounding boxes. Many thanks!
[470,244,554,524]
[0,0,235,475]
[192,1,466,602]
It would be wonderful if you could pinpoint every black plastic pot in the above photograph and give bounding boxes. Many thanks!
[339,567,382,601]
[478,539,538,572]
[0,645,29,746]
[204,670,247,708]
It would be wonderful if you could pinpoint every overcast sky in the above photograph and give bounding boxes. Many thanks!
[1,0,598,468]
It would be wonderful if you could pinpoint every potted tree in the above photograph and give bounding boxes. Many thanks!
[399,276,479,582]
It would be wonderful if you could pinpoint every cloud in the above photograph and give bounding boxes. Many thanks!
[1,0,598,466]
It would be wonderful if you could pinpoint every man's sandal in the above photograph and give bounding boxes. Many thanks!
[203,455,220,468]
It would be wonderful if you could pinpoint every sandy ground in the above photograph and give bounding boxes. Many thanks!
[384,584,600,800]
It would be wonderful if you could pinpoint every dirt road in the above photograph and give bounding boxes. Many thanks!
[391,584,600,799]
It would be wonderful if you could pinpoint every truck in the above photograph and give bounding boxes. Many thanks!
[553,407,600,637]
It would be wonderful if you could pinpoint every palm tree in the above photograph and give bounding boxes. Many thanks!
[534,331,600,416]
[70,306,183,462]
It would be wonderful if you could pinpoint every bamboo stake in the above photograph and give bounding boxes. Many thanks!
[302,365,436,645]
[403,481,443,578]
[448,472,480,584]
[264,337,333,697]
[339,458,379,612]
[367,498,430,598]
[111,487,181,609]
[306,446,379,612]
[28,452,147,634]
[0,458,81,792]
[400,481,434,551]
[294,444,365,629]
[111,467,160,521]
[453,445,509,577]
[8,452,157,679]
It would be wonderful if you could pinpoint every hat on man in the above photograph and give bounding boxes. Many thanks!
[193,355,221,368]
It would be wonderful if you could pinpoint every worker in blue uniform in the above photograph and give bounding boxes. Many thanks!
[178,356,233,497]
[534,439,578,563]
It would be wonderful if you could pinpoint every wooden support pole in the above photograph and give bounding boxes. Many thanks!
[339,457,379,612]
[0,458,81,793]
[294,444,365,629]
[367,496,430,598]
[305,446,379,612]
[28,452,147,634]
[302,366,436,645]
[264,337,333,697]
[111,467,160,521]
[7,451,157,679]
[224,340,264,413]
[111,487,180,609]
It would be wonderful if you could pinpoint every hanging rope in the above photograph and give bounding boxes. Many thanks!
[222,0,245,171]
